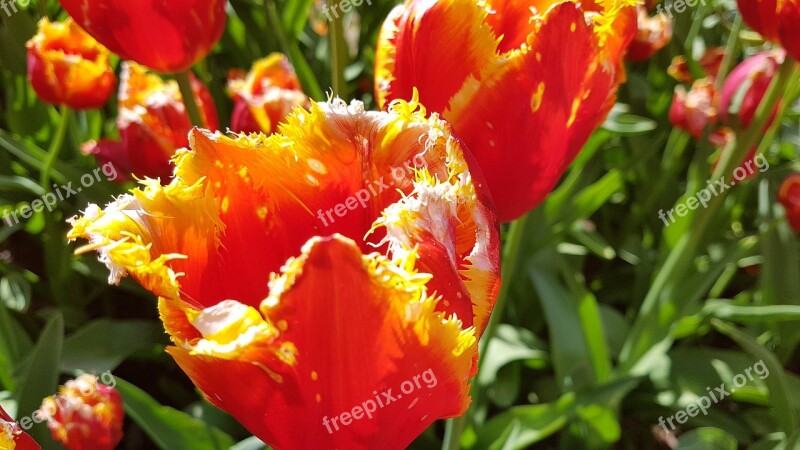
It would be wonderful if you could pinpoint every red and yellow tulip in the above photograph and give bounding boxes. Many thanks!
[227,54,309,134]
[26,18,115,110]
[0,406,40,450]
[669,79,718,138]
[627,5,672,62]
[83,62,219,181]
[375,0,637,222]
[58,0,227,73]
[736,0,800,62]
[40,375,124,450]
[68,98,501,449]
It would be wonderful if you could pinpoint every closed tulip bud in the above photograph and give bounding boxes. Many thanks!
[26,18,115,109]
[779,174,800,232]
[227,54,309,135]
[59,0,227,73]
[720,50,784,129]
[40,374,124,450]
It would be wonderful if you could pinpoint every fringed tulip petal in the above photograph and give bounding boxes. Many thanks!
[165,235,475,450]
[69,99,501,447]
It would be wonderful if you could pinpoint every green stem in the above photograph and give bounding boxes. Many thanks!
[620,58,799,372]
[442,212,532,450]
[175,70,204,128]
[265,0,292,59]
[715,15,742,91]
[40,106,71,191]
[327,0,348,98]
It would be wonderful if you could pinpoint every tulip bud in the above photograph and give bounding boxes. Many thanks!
[720,50,784,130]
[59,0,227,73]
[26,18,115,110]
[627,5,672,62]
[668,47,726,83]
[227,54,309,135]
[41,374,124,450]
[669,79,718,138]
[779,174,800,232]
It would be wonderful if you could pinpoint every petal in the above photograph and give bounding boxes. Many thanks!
[70,99,499,329]
[777,0,800,61]
[374,0,499,112]
[165,235,476,450]
[59,0,227,73]
[446,2,618,221]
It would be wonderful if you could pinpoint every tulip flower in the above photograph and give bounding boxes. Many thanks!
[669,79,718,138]
[736,0,800,62]
[59,0,226,73]
[0,406,41,450]
[779,173,800,232]
[68,98,501,449]
[668,47,726,83]
[627,5,672,62]
[26,18,115,109]
[375,0,637,222]
[84,62,219,181]
[227,54,309,134]
[40,374,124,450]
[720,50,784,129]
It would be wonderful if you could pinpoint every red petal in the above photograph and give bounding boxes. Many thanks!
[166,235,476,450]
[59,0,226,73]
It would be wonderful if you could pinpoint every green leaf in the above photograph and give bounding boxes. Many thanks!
[711,320,798,435]
[0,273,31,312]
[16,314,63,450]
[116,379,235,450]
[0,301,32,390]
[61,320,166,373]
[676,427,738,450]
[231,436,269,450]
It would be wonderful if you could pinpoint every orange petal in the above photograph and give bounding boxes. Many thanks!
[69,98,500,331]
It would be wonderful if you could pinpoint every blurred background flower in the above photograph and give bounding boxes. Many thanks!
[40,374,124,450]
[227,53,309,134]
